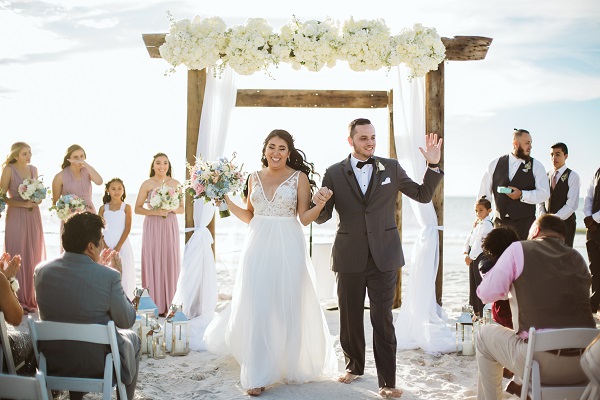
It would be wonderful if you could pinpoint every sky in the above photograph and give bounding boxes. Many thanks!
[1,0,600,201]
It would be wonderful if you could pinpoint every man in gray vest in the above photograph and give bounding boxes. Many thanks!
[479,129,550,240]
[536,142,580,247]
[475,214,595,399]
[584,167,600,315]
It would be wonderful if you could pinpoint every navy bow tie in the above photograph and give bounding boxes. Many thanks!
[356,158,375,169]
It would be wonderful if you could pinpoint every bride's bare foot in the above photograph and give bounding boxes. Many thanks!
[379,387,403,398]
[338,372,359,384]
[246,387,265,396]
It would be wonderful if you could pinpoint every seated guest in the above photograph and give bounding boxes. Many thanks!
[0,252,23,325]
[475,214,595,399]
[478,227,520,329]
[34,212,140,400]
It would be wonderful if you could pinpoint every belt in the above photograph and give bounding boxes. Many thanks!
[545,348,583,357]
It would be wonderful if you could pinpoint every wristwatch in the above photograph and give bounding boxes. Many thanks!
[8,277,19,293]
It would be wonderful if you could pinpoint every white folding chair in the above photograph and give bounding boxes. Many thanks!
[0,370,50,400]
[521,327,600,400]
[0,311,17,374]
[580,333,600,400]
[27,316,127,400]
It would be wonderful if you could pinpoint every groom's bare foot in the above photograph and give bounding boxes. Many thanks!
[246,387,265,396]
[338,372,359,384]
[379,387,403,398]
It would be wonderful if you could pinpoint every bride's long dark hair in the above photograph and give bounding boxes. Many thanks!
[244,129,318,198]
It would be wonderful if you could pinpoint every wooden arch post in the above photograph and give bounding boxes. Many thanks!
[142,33,492,308]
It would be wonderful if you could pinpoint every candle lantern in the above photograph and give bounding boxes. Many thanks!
[133,287,158,317]
[456,305,478,356]
[151,322,166,359]
[482,303,493,325]
[164,304,190,356]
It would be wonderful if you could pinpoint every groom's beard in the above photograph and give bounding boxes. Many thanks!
[515,145,531,163]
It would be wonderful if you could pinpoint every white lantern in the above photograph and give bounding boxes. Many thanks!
[164,304,190,356]
[456,305,478,356]
[151,323,166,360]
[133,287,158,317]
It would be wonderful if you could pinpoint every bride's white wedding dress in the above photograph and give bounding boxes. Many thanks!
[204,170,337,389]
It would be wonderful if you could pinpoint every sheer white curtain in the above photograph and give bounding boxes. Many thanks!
[172,66,237,351]
[392,66,455,354]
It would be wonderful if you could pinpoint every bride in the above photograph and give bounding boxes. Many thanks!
[204,129,337,396]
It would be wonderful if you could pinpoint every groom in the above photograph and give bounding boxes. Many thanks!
[313,118,443,398]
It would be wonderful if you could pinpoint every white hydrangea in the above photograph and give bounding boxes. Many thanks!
[159,15,228,74]
[272,16,340,72]
[338,17,392,72]
[390,23,446,79]
[222,18,276,76]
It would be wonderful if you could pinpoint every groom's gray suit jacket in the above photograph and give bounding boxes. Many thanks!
[316,155,443,273]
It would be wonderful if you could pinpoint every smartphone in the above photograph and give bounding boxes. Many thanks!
[497,186,513,194]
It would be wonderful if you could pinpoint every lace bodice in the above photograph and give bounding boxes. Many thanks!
[250,170,298,217]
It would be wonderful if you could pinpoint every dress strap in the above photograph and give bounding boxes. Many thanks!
[120,202,126,211]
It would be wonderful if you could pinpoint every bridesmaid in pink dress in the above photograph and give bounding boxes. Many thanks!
[134,153,183,316]
[51,144,103,214]
[0,142,47,312]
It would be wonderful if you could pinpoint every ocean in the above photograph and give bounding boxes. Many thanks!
[1,196,590,310]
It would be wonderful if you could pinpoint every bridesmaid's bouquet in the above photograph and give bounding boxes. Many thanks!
[149,183,181,218]
[49,194,87,221]
[185,152,246,217]
[18,177,48,210]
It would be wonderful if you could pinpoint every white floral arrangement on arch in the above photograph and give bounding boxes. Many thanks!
[159,14,445,79]
[338,17,392,72]
[159,13,228,75]
[390,23,446,79]
[272,16,339,72]
[223,18,276,76]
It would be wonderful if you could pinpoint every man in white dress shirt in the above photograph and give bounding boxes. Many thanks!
[479,129,550,240]
[537,142,580,247]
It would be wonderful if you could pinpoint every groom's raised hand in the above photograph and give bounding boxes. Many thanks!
[418,133,443,164]
[312,187,333,207]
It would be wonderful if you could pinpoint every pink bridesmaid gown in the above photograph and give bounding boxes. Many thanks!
[4,165,47,312]
[61,167,96,213]
[141,192,181,315]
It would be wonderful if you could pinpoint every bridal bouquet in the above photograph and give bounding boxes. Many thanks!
[50,194,87,221]
[149,183,181,218]
[186,153,246,218]
[18,177,48,210]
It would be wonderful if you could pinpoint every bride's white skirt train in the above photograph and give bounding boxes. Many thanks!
[204,215,337,389]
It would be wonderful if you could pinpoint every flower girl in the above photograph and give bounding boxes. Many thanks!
[98,178,136,298]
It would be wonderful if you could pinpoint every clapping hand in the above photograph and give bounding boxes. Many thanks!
[312,187,333,207]
[0,253,21,279]
[418,133,443,164]
[99,248,123,275]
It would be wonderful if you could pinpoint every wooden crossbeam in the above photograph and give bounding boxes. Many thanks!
[236,89,389,108]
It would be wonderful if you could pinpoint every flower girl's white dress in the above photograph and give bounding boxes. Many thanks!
[204,170,337,389]
[102,203,136,297]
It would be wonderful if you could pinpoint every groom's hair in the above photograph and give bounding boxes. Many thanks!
[349,118,372,138]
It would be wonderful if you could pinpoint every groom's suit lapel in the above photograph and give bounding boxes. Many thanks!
[341,156,364,203]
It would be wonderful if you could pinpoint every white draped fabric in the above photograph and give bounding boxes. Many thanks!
[172,66,237,351]
[392,66,455,354]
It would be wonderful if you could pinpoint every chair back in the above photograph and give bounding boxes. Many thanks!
[520,327,600,400]
[27,316,127,400]
[0,311,17,374]
[0,370,50,400]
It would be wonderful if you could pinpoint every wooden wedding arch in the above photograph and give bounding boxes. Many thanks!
[142,34,492,307]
